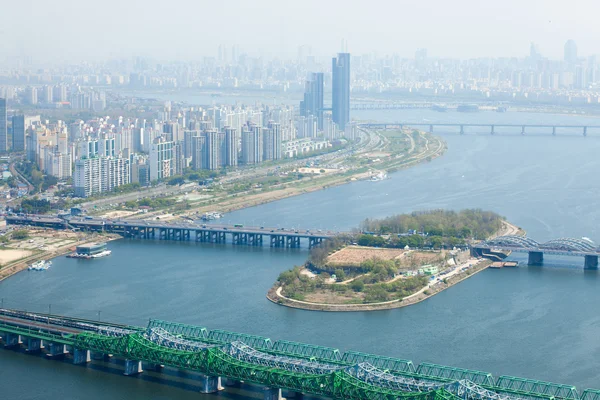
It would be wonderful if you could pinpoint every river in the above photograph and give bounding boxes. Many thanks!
[2,110,600,399]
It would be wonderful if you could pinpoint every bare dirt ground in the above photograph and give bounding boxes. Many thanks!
[326,246,405,266]
[0,249,32,264]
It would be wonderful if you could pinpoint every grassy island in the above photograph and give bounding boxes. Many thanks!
[267,209,518,311]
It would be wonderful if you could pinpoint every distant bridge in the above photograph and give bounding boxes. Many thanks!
[360,123,600,136]
[6,215,336,248]
[473,235,600,268]
[1,307,599,400]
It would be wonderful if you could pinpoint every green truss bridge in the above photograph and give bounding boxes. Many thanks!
[0,308,598,400]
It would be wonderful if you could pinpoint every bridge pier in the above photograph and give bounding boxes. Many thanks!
[263,387,283,400]
[309,237,323,248]
[552,126,556,135]
[123,359,143,376]
[584,255,598,270]
[73,348,91,364]
[584,126,588,137]
[521,126,526,135]
[429,124,433,133]
[222,377,242,387]
[26,337,42,352]
[47,342,67,357]
[198,375,220,393]
[3,333,21,347]
[490,125,494,135]
[460,125,464,134]
[528,251,543,265]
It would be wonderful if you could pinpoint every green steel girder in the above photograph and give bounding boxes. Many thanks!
[342,351,415,373]
[495,376,579,400]
[208,329,271,349]
[73,332,209,371]
[582,389,600,400]
[0,323,75,345]
[271,339,341,361]
[147,319,208,338]
[417,362,495,386]
[205,348,333,396]
[332,372,441,400]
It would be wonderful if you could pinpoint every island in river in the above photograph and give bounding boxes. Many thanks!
[267,209,523,311]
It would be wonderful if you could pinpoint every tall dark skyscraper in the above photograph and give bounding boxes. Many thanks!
[12,115,25,152]
[332,53,350,130]
[0,98,6,153]
[300,72,324,130]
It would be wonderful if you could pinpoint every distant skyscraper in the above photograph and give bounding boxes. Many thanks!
[224,127,238,166]
[332,53,350,131]
[12,115,25,152]
[564,40,578,64]
[300,73,324,130]
[0,98,6,153]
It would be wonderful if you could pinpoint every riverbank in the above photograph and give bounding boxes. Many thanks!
[139,130,447,221]
[267,220,521,312]
[0,232,121,282]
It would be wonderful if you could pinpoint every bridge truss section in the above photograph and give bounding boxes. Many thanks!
[495,376,579,400]
[271,339,341,362]
[540,238,597,253]
[483,236,540,249]
[225,341,343,375]
[341,350,416,373]
[417,362,495,386]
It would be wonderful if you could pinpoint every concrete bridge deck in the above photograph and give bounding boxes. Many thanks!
[360,123,600,136]
[5,215,337,248]
[0,307,598,400]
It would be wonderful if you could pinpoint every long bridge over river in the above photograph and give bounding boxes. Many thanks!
[473,236,600,269]
[0,307,599,400]
[360,123,600,136]
[6,215,335,248]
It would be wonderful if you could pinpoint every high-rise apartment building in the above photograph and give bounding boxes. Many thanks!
[332,53,350,130]
[74,157,130,197]
[224,127,238,166]
[0,98,6,153]
[263,122,282,161]
[241,125,262,165]
[300,72,324,130]
[191,135,205,171]
[202,129,220,170]
[149,138,173,181]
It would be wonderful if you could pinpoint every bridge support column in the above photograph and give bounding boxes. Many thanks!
[263,387,283,400]
[490,125,494,135]
[460,125,464,134]
[123,360,143,376]
[4,333,21,347]
[429,124,433,133]
[528,251,543,265]
[47,343,67,357]
[73,348,91,364]
[198,375,220,393]
[26,337,42,352]
[552,126,556,135]
[521,126,526,135]
[222,377,241,387]
[584,255,598,270]
[142,362,164,371]
[584,126,588,136]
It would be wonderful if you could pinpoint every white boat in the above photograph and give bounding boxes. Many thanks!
[28,260,51,271]
[91,250,112,258]
[371,172,388,182]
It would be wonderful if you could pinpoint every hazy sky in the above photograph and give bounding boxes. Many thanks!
[2,0,599,63]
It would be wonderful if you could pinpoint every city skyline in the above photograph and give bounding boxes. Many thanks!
[2,0,600,64]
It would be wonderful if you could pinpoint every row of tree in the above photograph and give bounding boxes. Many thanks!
[360,209,504,240]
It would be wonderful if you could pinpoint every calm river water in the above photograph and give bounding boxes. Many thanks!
[2,109,600,399]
